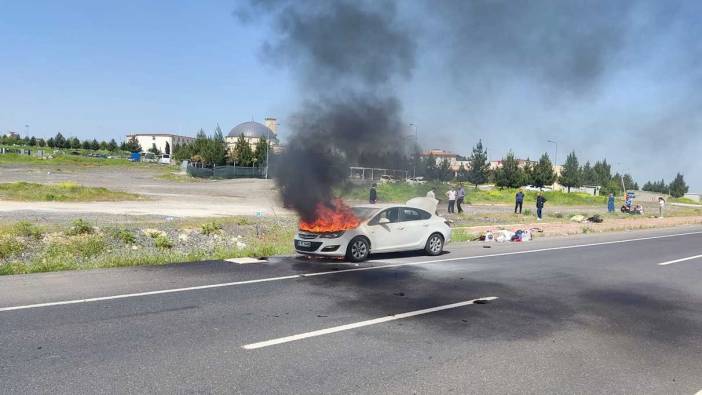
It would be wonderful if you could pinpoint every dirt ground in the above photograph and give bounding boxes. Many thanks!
[0,164,291,223]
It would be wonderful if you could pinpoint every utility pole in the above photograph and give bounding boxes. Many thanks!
[547,139,558,166]
[264,126,270,179]
[410,123,418,178]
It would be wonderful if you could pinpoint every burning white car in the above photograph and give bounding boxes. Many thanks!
[294,197,451,262]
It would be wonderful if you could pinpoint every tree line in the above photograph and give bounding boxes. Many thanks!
[172,126,270,168]
[411,141,647,196]
[641,174,689,198]
[1,132,125,152]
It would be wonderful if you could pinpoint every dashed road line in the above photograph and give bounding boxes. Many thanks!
[242,297,498,350]
[657,254,702,266]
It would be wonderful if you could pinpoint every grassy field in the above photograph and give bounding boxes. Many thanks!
[342,182,609,206]
[0,182,141,202]
[0,218,296,275]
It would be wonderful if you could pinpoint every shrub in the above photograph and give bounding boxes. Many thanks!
[66,219,94,236]
[201,221,223,235]
[13,221,44,239]
[0,236,24,259]
[113,229,136,244]
[451,229,477,242]
[234,217,252,226]
[523,208,532,216]
[154,235,173,249]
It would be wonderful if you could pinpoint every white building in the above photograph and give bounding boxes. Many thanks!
[125,133,194,156]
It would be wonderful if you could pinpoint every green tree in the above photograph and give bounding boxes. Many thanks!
[581,161,597,185]
[531,153,556,188]
[209,125,228,166]
[81,140,91,150]
[494,152,526,189]
[29,136,37,146]
[254,137,269,168]
[90,139,100,150]
[54,132,66,148]
[466,140,489,189]
[99,141,108,150]
[69,137,80,149]
[456,164,469,182]
[668,173,689,198]
[438,158,453,181]
[559,151,582,192]
[107,139,118,151]
[47,137,55,148]
[592,160,612,187]
[231,133,254,166]
[622,173,637,190]
[37,138,46,147]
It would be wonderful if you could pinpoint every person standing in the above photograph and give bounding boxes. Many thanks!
[369,183,377,204]
[426,188,436,199]
[446,187,457,214]
[515,189,525,214]
[608,193,615,213]
[456,184,465,213]
[658,196,666,218]
[536,192,547,221]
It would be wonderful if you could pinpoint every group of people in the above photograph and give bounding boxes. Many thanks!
[424,185,465,214]
[513,189,547,220]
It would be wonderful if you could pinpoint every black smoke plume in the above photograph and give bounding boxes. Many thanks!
[240,0,416,221]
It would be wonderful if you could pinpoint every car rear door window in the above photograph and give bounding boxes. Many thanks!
[399,207,431,221]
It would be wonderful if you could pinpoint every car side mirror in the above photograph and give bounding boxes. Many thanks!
[378,218,391,225]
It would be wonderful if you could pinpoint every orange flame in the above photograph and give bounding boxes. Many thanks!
[299,199,360,233]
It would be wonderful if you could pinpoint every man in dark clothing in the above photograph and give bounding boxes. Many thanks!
[515,189,525,214]
[456,184,465,213]
[369,183,377,204]
[536,192,547,220]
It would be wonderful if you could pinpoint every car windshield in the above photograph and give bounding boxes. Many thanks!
[351,207,377,220]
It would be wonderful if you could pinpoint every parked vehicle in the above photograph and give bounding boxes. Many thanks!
[406,176,427,184]
[379,175,398,184]
[293,197,450,262]
[159,154,172,165]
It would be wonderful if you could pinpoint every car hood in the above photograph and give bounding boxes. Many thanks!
[406,197,438,213]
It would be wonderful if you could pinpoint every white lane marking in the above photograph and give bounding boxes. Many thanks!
[657,254,702,266]
[242,297,498,350]
[370,230,702,266]
[1,230,700,313]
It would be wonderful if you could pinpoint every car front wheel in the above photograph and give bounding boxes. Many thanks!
[425,233,444,256]
[346,237,370,262]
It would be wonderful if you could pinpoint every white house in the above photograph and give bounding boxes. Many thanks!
[125,133,194,156]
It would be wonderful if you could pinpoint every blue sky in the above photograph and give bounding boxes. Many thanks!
[1,1,700,190]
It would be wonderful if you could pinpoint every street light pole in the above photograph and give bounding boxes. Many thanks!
[264,126,270,179]
[547,139,558,166]
[410,123,418,178]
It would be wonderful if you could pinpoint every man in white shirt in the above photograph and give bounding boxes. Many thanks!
[426,188,436,199]
[446,187,456,214]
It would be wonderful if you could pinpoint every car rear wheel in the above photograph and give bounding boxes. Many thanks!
[346,237,370,262]
[425,233,444,256]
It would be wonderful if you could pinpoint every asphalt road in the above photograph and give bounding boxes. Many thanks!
[2,226,702,394]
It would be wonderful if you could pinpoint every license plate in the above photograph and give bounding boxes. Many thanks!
[296,240,312,247]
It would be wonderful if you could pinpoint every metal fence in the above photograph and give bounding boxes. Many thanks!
[186,164,266,179]
[349,166,409,181]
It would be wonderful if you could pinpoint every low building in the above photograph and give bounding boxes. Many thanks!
[3,131,19,139]
[125,133,194,156]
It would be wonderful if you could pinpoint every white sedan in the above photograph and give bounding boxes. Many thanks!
[294,198,451,262]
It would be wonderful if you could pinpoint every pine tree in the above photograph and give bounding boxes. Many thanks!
[254,137,269,168]
[90,139,100,150]
[593,160,612,187]
[37,138,46,147]
[29,137,37,146]
[438,158,453,181]
[47,137,55,148]
[54,132,66,148]
[582,161,596,185]
[531,153,556,188]
[232,133,254,166]
[107,139,118,151]
[559,151,582,192]
[668,173,689,198]
[82,140,91,150]
[466,140,489,189]
[494,152,526,189]
[456,164,469,182]
[99,141,108,150]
